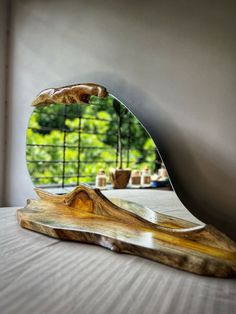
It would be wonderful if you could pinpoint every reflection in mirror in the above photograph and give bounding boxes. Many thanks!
[26,94,171,194]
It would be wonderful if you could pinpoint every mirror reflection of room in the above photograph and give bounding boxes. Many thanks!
[26,94,171,194]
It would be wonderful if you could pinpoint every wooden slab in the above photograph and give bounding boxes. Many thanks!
[17,185,236,277]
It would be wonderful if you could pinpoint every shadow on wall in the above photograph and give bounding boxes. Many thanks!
[59,71,236,241]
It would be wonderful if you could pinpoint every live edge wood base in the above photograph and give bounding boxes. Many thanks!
[17,185,236,278]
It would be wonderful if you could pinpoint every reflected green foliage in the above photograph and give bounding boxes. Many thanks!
[26,95,160,187]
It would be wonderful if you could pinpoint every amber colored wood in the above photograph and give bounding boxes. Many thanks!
[32,83,108,106]
[17,185,236,278]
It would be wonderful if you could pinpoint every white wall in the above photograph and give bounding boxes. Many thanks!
[4,0,236,240]
[0,0,7,205]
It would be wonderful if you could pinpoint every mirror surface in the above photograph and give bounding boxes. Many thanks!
[26,89,203,225]
[26,94,170,194]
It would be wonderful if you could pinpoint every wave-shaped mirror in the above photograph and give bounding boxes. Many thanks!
[26,88,170,194]
[21,83,236,278]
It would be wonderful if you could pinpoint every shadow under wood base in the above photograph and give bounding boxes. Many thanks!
[17,185,236,278]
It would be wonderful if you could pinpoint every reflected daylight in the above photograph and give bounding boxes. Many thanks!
[26,93,171,193]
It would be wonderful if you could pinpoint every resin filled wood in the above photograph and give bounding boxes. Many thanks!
[17,185,236,278]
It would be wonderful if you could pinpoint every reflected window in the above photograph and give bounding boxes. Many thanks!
[26,95,167,190]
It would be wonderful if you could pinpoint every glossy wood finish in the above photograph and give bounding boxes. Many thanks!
[17,185,236,277]
[32,83,108,106]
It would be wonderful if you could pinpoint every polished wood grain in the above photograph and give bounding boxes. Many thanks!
[32,83,108,106]
[17,185,236,277]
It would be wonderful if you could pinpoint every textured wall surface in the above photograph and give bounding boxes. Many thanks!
[0,0,7,205]
[4,0,236,239]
